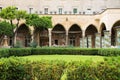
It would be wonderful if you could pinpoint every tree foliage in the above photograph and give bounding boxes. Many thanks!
[25,14,52,29]
[0,6,27,46]
[16,10,27,20]
[0,21,14,36]
[0,6,27,30]
[0,6,16,20]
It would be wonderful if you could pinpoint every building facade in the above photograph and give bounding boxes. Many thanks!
[0,0,120,48]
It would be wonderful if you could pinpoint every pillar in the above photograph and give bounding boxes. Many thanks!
[65,30,68,46]
[30,30,34,43]
[103,30,111,48]
[87,35,92,48]
[95,33,101,48]
[101,36,104,48]
[82,30,85,48]
[84,37,87,48]
[48,28,52,47]
[80,38,82,48]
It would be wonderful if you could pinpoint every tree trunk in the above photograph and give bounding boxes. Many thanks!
[10,20,15,47]
[0,34,4,46]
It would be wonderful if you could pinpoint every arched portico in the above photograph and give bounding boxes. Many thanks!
[52,24,66,46]
[111,20,120,46]
[85,24,98,48]
[68,24,82,47]
[16,24,31,47]
[34,27,49,46]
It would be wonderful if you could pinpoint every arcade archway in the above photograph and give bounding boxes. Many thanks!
[111,20,120,46]
[52,24,66,46]
[85,25,98,48]
[68,24,82,47]
[16,24,31,47]
[34,27,49,46]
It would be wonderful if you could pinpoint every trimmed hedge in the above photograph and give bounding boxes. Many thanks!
[31,48,98,55]
[0,48,120,57]
[98,48,120,56]
[0,57,120,80]
[66,58,120,80]
[0,57,66,80]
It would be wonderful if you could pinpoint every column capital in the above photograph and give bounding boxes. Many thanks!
[48,28,52,31]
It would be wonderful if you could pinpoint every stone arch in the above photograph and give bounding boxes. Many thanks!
[52,24,66,46]
[111,20,120,46]
[68,24,82,47]
[53,23,66,31]
[15,24,31,47]
[100,23,107,36]
[34,27,49,47]
[85,24,98,48]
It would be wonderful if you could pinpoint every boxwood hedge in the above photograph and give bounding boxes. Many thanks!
[0,57,120,80]
[0,48,120,57]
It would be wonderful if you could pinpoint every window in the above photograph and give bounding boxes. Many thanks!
[44,8,48,14]
[29,8,33,14]
[73,8,77,14]
[58,8,62,14]
[0,7,2,12]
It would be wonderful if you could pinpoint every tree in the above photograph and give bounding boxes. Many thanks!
[0,6,27,46]
[25,14,40,27]
[0,6,16,27]
[15,10,27,30]
[25,14,52,46]
[0,21,14,44]
[25,14,52,28]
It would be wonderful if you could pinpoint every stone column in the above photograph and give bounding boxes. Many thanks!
[84,37,88,48]
[103,30,111,48]
[65,30,68,46]
[80,38,82,48]
[48,28,52,47]
[116,28,120,47]
[95,33,101,48]
[87,35,92,48]
[30,30,34,43]
[82,30,85,48]
[101,36,104,48]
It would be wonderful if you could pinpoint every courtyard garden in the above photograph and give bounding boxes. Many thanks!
[0,47,120,80]
[0,6,120,80]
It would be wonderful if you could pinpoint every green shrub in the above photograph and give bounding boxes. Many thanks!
[1,48,120,57]
[29,41,37,48]
[98,48,120,56]
[14,41,23,48]
[0,57,32,80]
[0,57,120,80]
[66,57,120,80]
[31,48,99,55]
[0,49,9,58]
[8,48,31,56]
[0,57,66,80]
[30,60,66,80]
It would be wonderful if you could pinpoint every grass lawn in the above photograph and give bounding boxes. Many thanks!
[20,55,105,62]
